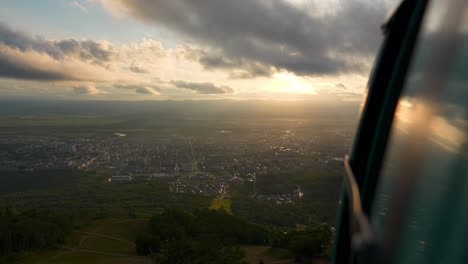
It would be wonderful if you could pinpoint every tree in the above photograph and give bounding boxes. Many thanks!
[288,223,332,261]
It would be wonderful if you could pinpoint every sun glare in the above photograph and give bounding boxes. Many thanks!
[273,72,317,95]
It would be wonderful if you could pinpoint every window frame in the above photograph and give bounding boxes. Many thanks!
[332,0,429,263]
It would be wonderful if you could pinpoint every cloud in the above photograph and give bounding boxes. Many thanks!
[192,50,274,78]
[129,62,149,73]
[335,83,347,89]
[0,22,115,64]
[0,50,71,81]
[54,39,116,65]
[0,22,234,98]
[0,21,246,99]
[0,44,117,82]
[170,80,235,94]
[100,0,391,77]
[70,1,89,13]
[0,22,62,59]
[72,84,104,95]
[113,84,160,95]
[0,22,127,83]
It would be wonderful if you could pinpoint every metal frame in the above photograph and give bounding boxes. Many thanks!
[343,155,373,251]
[333,0,429,263]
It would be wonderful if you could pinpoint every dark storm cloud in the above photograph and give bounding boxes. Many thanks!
[0,22,115,64]
[55,39,115,65]
[0,52,71,81]
[198,53,273,78]
[110,0,390,76]
[170,80,235,94]
[0,22,62,59]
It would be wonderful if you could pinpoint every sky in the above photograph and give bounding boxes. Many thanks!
[0,0,397,101]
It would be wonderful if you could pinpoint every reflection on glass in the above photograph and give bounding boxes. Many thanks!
[371,0,468,263]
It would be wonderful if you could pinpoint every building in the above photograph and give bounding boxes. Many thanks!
[293,185,304,199]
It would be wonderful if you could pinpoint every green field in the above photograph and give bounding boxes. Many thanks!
[209,198,232,214]
[15,218,149,264]
[11,215,326,264]
[242,246,293,264]
[20,251,148,264]
[241,246,331,264]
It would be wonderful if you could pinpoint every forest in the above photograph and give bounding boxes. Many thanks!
[0,166,339,263]
[0,207,332,263]
[0,209,78,257]
[135,208,332,263]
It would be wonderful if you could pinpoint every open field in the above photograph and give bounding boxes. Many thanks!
[209,198,232,214]
[20,251,149,264]
[242,246,293,264]
[15,218,149,264]
[12,216,296,264]
[242,245,331,264]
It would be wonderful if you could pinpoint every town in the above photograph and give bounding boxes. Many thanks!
[0,127,351,203]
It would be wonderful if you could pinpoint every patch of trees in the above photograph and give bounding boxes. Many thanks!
[231,197,310,227]
[230,170,342,225]
[0,208,74,256]
[1,173,212,218]
[136,208,269,263]
[136,208,333,263]
[0,170,81,194]
[270,223,333,262]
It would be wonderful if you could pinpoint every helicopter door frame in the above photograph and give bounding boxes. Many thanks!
[332,0,429,263]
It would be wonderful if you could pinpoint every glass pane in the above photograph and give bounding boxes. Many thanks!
[371,0,468,263]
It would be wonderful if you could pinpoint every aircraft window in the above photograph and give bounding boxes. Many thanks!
[371,0,468,263]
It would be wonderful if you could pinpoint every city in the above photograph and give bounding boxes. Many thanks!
[0,125,352,203]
